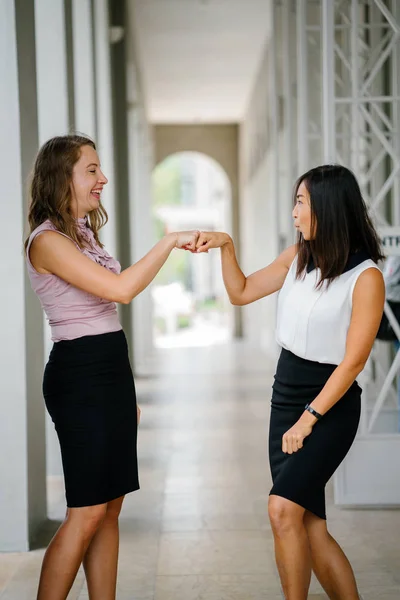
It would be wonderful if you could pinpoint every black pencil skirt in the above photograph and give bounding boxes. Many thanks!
[269,349,361,520]
[43,329,140,507]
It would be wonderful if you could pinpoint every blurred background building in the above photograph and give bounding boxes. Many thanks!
[1,0,400,582]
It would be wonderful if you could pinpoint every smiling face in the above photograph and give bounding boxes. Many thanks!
[70,145,108,218]
[292,180,314,240]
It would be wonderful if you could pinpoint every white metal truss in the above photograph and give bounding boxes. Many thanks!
[296,0,325,172]
[274,0,324,247]
[319,0,400,435]
[278,2,400,435]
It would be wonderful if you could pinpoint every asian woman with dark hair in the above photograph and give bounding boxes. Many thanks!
[193,165,385,600]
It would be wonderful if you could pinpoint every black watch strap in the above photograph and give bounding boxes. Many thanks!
[305,403,322,420]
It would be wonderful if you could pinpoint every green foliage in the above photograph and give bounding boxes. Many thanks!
[152,156,182,210]
[177,315,191,329]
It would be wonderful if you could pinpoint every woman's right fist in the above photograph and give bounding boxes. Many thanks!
[195,232,231,253]
[174,230,200,251]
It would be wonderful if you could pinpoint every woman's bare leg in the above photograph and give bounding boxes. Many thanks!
[303,510,359,600]
[36,504,107,600]
[82,495,125,600]
[268,495,311,600]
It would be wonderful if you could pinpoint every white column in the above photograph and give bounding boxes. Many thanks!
[35,0,69,141]
[321,0,336,163]
[34,0,70,479]
[93,0,118,259]
[127,103,154,373]
[270,1,281,252]
[125,4,154,374]
[282,0,296,242]
[0,0,46,550]
[72,0,96,137]
[297,0,309,173]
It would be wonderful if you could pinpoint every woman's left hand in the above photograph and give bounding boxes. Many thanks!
[282,420,313,454]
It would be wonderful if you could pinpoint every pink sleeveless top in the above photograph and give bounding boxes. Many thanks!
[26,218,122,342]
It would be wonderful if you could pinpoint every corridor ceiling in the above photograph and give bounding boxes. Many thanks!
[132,0,271,123]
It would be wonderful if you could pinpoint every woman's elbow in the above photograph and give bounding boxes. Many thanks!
[229,295,248,306]
[116,285,142,304]
[342,357,367,376]
[113,284,132,305]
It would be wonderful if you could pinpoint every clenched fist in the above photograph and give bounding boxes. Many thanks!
[174,230,200,251]
[282,421,313,454]
[195,231,232,253]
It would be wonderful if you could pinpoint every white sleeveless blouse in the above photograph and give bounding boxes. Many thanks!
[276,253,380,365]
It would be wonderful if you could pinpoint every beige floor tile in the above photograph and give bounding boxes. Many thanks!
[154,574,282,600]
[162,488,257,518]
[0,553,84,600]
[157,530,276,575]
[162,513,264,532]
[362,589,400,600]
[0,343,399,600]
[0,555,24,594]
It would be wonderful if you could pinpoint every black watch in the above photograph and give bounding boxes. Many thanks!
[305,404,322,420]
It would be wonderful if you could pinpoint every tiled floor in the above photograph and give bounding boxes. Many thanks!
[1,343,400,599]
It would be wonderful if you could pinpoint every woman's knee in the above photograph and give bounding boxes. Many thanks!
[67,504,107,538]
[104,495,125,523]
[303,510,329,546]
[268,495,305,536]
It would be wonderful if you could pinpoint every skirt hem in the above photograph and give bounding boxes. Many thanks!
[268,489,326,521]
[66,484,140,508]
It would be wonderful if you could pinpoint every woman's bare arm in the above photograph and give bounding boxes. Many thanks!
[195,232,297,305]
[281,266,385,454]
[29,230,195,304]
[300,267,385,421]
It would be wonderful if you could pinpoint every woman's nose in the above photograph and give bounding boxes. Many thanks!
[99,171,108,185]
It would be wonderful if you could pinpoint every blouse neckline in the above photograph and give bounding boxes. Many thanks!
[306,250,371,274]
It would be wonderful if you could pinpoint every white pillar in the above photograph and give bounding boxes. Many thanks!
[296,0,309,173]
[34,0,70,479]
[127,103,154,373]
[282,0,296,242]
[321,0,336,163]
[0,0,46,551]
[93,0,118,259]
[125,4,154,374]
[35,0,69,141]
[72,0,96,137]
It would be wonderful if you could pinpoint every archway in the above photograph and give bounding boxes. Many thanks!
[151,151,234,348]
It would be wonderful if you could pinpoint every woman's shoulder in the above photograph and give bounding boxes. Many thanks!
[29,220,76,245]
[350,260,384,298]
[27,219,58,251]
[30,219,57,236]
[354,261,383,281]
[353,256,382,277]
[278,244,298,270]
[27,220,78,266]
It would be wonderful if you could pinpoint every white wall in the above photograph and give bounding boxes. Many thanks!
[239,150,280,358]
[238,0,280,356]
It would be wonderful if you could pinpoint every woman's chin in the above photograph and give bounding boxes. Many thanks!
[88,200,100,212]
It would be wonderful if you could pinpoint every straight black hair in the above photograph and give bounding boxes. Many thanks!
[295,164,384,287]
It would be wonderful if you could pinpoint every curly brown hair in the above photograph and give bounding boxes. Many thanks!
[24,134,108,250]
